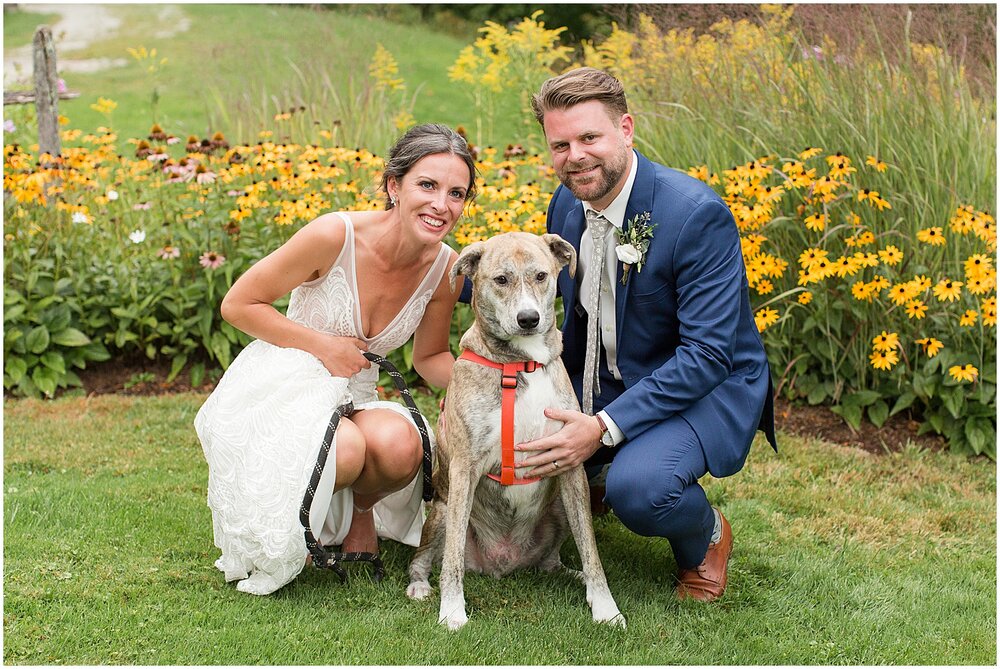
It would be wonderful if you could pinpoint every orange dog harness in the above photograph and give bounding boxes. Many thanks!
[458,349,544,485]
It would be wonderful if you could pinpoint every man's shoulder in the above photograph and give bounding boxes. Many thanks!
[645,158,724,210]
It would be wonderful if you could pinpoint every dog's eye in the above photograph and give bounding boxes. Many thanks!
[494,275,508,285]
[535,272,548,282]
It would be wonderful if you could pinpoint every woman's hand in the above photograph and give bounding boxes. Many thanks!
[315,336,371,378]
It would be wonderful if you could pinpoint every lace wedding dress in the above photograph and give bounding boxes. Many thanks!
[195,212,448,595]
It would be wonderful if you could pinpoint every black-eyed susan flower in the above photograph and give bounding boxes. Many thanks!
[959,310,978,327]
[851,280,876,302]
[799,147,823,160]
[865,155,888,172]
[916,226,946,246]
[877,245,903,266]
[754,307,780,332]
[964,253,993,279]
[948,364,979,383]
[798,291,813,305]
[872,330,899,352]
[869,348,899,371]
[981,297,996,326]
[804,213,827,231]
[755,279,774,295]
[932,278,963,302]
[915,337,944,357]
[905,300,928,319]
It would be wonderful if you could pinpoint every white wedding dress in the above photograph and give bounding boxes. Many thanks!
[195,212,447,595]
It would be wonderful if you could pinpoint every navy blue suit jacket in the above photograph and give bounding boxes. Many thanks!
[547,151,777,477]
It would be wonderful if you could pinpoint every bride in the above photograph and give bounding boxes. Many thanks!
[195,124,476,595]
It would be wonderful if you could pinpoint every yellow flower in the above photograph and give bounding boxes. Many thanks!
[948,364,979,383]
[89,97,118,115]
[865,155,888,172]
[916,226,946,246]
[755,279,774,295]
[754,307,780,332]
[798,291,813,305]
[869,349,899,371]
[799,146,823,160]
[915,337,943,357]
[981,297,996,326]
[877,245,903,266]
[871,330,899,352]
[964,253,994,280]
[959,309,978,327]
[798,247,828,269]
[804,213,827,231]
[932,278,963,302]
[369,43,406,91]
[851,280,876,302]
[905,300,928,319]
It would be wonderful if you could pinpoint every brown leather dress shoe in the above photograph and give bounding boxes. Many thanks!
[676,509,733,602]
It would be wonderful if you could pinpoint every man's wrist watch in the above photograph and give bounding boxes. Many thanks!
[596,414,616,448]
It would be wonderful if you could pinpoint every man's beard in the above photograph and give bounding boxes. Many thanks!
[557,145,629,205]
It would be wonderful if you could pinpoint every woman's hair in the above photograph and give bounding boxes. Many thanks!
[530,67,629,126]
[380,123,478,209]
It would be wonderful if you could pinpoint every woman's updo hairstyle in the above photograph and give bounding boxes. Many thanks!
[380,123,478,209]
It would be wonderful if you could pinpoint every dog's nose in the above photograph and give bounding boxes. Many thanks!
[516,310,540,329]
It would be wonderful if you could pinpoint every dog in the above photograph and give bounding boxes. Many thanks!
[406,231,625,631]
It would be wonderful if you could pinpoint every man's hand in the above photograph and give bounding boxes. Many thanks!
[516,408,604,478]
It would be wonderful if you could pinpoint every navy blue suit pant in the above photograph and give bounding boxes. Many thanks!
[584,357,715,569]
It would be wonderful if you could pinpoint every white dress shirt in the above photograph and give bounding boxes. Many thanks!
[578,150,638,446]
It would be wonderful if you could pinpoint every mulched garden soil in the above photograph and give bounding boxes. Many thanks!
[56,356,949,457]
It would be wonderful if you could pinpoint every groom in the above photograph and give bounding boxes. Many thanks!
[516,67,777,602]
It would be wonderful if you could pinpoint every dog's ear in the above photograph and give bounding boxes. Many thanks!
[542,233,577,278]
[450,242,485,291]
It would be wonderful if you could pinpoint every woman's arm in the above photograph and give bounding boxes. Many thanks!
[411,250,462,388]
[221,213,371,377]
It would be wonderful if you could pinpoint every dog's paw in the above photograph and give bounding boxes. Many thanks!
[591,595,626,629]
[438,599,469,631]
[440,611,469,631]
[406,581,433,600]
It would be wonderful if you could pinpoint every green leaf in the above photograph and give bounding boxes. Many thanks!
[867,400,889,428]
[40,352,66,375]
[4,304,27,323]
[889,391,916,417]
[830,403,862,430]
[844,390,880,407]
[965,419,988,455]
[25,325,50,354]
[5,356,27,385]
[210,331,232,369]
[807,384,828,405]
[190,362,205,388]
[31,365,58,397]
[168,354,188,383]
[50,328,91,347]
[941,387,965,419]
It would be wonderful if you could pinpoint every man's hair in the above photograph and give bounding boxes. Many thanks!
[530,67,629,126]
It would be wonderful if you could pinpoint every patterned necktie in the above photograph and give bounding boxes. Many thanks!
[582,210,610,416]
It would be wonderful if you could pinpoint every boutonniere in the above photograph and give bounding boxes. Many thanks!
[615,211,656,285]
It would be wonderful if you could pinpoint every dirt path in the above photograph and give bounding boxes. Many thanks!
[3,3,190,86]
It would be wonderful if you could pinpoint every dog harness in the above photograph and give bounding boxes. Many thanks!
[458,349,544,486]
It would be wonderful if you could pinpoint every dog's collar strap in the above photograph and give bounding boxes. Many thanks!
[458,350,543,486]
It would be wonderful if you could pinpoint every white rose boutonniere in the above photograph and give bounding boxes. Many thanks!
[616,211,656,285]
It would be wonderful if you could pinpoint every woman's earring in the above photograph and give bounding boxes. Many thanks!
[389,194,398,207]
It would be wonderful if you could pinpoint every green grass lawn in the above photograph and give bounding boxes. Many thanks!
[3,393,995,665]
[3,4,524,151]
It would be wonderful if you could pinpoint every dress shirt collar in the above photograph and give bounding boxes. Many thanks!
[584,149,638,231]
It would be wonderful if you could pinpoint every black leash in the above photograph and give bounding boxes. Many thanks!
[299,352,434,583]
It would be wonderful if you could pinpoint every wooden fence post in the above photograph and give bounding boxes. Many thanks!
[33,25,61,160]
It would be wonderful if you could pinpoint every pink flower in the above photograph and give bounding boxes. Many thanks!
[133,202,152,210]
[166,135,180,145]
[157,245,180,259]
[199,251,225,269]
[226,189,241,197]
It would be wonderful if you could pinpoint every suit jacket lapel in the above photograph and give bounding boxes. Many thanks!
[616,152,656,338]
[560,200,586,316]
